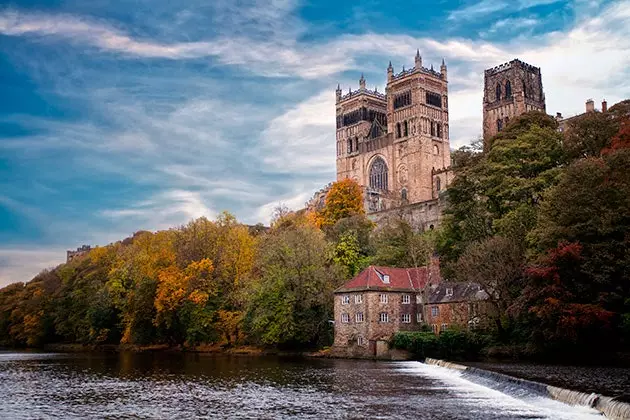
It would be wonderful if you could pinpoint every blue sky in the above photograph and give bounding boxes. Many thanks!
[1,0,629,285]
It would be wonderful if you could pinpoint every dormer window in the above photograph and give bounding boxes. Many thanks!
[383,274,390,284]
[446,287,453,297]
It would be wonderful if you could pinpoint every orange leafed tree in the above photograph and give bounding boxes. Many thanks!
[317,179,364,228]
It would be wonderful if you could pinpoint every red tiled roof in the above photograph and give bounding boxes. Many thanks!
[335,265,438,293]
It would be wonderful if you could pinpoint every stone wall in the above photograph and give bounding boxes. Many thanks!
[367,196,446,231]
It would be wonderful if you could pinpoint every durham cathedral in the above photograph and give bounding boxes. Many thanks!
[310,53,547,230]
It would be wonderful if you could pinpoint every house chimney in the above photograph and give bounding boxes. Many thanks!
[586,99,595,113]
[602,100,608,113]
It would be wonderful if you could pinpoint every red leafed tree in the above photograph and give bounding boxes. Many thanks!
[602,117,630,155]
[514,242,614,347]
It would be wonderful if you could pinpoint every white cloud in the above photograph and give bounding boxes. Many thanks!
[448,0,564,21]
[257,90,336,173]
[101,189,216,231]
[0,247,65,286]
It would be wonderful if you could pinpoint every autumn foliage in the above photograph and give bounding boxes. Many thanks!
[314,178,364,228]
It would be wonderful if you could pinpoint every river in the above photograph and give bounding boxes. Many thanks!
[0,351,604,419]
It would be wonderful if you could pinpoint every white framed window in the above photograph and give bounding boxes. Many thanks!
[431,306,439,317]
[441,323,448,331]
[445,287,453,297]
[354,294,363,304]
[341,313,349,323]
[417,313,423,323]
[357,336,366,346]
[401,314,411,323]
[416,294,423,304]
[355,312,364,323]
[402,294,411,304]
[342,295,350,305]
[379,312,389,323]
[432,324,438,334]
[380,294,388,304]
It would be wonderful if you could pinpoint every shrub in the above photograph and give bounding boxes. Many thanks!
[392,330,491,361]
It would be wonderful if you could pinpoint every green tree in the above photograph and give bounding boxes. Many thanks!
[245,224,341,348]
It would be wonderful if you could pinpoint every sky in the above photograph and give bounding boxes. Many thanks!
[1,0,629,286]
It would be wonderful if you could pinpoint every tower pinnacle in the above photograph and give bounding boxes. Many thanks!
[415,49,422,68]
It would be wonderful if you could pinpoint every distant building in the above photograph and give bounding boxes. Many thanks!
[482,59,546,146]
[66,245,92,263]
[556,99,608,132]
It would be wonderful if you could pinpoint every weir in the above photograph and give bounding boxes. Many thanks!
[425,358,630,420]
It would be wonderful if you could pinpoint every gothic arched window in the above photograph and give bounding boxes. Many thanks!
[396,123,401,138]
[434,145,439,155]
[436,123,442,138]
[401,188,408,201]
[430,122,436,137]
[497,119,503,132]
[505,80,512,98]
[347,138,353,153]
[496,83,502,101]
[369,157,389,191]
[436,177,442,192]
[403,121,408,137]
[355,137,359,152]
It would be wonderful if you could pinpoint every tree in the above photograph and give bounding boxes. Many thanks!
[563,111,619,160]
[317,179,364,228]
[513,242,615,354]
[372,219,433,268]
[455,236,525,335]
[245,224,342,348]
[531,150,630,312]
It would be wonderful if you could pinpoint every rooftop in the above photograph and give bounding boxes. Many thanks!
[335,265,438,293]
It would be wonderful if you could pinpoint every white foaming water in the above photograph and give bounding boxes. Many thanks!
[395,362,602,420]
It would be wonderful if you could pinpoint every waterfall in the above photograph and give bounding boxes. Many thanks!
[424,358,630,420]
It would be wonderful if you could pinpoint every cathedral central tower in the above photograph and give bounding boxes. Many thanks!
[335,51,451,213]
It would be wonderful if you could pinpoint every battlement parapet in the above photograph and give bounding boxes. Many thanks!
[339,87,387,103]
[392,65,443,81]
[485,59,540,76]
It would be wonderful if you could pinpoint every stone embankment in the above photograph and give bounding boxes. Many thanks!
[425,358,630,420]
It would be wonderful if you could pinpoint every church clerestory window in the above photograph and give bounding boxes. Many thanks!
[505,80,512,98]
[403,121,408,137]
[369,157,389,191]
[396,123,402,138]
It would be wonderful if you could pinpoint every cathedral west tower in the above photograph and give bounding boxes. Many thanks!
[335,51,451,213]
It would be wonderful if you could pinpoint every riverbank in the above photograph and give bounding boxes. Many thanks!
[426,358,630,420]
[40,343,304,357]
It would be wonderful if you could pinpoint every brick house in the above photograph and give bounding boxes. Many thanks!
[332,260,440,358]
[425,282,492,334]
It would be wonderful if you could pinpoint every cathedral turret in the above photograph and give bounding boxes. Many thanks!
[415,49,422,68]
[336,84,342,102]
[440,58,447,81]
[387,61,393,82]
[359,73,366,89]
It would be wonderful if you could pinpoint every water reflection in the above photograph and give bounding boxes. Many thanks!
[0,352,602,419]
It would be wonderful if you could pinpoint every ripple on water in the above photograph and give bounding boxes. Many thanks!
[0,353,606,419]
